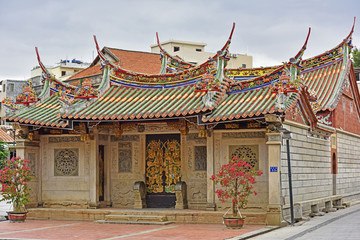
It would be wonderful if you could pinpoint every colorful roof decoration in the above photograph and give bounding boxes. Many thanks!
[2,97,19,111]
[15,80,38,105]
[74,79,98,99]
[225,66,282,80]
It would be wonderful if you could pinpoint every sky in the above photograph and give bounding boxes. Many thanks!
[0,0,360,80]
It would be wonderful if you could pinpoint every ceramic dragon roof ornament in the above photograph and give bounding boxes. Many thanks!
[199,23,235,108]
[156,32,195,74]
[271,28,311,111]
[35,47,78,104]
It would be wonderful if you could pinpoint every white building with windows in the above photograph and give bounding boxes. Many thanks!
[31,59,90,85]
[150,40,253,69]
[0,79,27,125]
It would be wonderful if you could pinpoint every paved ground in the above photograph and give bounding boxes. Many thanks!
[1,192,360,240]
[0,220,266,240]
[247,203,360,240]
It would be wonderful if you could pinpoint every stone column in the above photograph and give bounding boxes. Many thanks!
[15,139,40,207]
[266,132,282,225]
[88,131,98,207]
[206,130,216,211]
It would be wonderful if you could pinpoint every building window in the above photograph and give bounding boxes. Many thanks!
[174,46,180,52]
[351,102,353,113]
[61,71,66,76]
[9,83,14,92]
[2,84,5,92]
[242,64,247,68]
[196,48,202,52]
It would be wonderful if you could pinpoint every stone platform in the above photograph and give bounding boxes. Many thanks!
[27,208,267,225]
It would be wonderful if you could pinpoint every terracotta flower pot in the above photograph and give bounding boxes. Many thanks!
[223,216,245,229]
[7,212,27,223]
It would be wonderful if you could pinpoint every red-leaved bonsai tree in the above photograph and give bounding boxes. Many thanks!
[211,156,263,218]
[0,157,32,213]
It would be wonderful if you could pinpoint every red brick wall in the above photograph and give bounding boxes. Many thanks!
[285,106,306,125]
[334,94,360,135]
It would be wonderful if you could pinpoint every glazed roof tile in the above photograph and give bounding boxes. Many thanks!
[201,87,299,123]
[62,84,209,121]
[6,95,67,128]
[302,58,345,110]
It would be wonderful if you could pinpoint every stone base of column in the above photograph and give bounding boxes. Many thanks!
[266,206,281,226]
[206,203,216,211]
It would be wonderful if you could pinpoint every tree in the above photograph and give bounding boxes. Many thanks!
[0,157,32,212]
[0,141,9,170]
[211,156,263,218]
[352,46,360,67]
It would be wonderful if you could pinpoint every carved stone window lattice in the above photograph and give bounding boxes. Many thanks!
[54,149,79,176]
[229,145,259,170]
[194,146,207,171]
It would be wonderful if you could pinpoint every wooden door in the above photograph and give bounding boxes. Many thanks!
[145,134,181,208]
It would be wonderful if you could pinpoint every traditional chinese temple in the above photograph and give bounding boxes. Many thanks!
[3,20,360,225]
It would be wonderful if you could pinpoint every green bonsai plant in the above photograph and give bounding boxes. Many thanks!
[211,156,263,218]
[0,156,32,213]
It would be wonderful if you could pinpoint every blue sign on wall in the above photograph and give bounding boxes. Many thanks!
[270,166,278,172]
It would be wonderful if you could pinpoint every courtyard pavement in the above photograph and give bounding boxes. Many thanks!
[0,220,267,240]
[1,194,359,239]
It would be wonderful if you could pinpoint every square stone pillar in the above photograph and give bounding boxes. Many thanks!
[206,130,216,210]
[266,132,282,225]
[87,132,98,206]
[15,139,41,207]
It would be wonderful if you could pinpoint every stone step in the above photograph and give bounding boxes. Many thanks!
[104,214,168,222]
[27,208,267,225]
[95,220,173,225]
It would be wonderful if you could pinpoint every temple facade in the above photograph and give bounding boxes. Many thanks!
[3,22,360,225]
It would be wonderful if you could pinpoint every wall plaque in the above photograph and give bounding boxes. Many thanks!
[118,149,132,172]
[49,136,81,143]
[194,146,207,171]
[222,132,265,139]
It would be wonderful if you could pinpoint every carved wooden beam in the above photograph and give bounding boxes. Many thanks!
[167,119,189,135]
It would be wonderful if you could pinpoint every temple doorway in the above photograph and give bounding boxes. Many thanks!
[145,134,181,208]
[98,145,105,202]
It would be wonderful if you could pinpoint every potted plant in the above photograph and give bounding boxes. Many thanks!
[0,156,32,222]
[211,156,263,229]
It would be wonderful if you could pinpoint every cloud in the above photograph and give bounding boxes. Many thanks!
[0,0,359,79]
